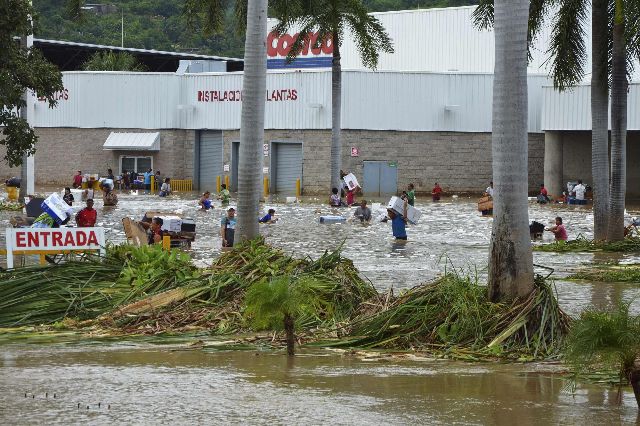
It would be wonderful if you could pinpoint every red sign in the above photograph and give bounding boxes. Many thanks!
[38,89,69,102]
[267,31,333,58]
[351,147,359,157]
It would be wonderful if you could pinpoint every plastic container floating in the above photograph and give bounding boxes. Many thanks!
[319,215,346,224]
[286,197,298,203]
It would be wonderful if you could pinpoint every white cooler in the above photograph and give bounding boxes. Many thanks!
[387,196,422,224]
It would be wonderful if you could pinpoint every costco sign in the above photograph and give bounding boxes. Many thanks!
[267,31,333,69]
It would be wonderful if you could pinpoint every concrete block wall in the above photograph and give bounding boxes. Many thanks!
[222,129,544,195]
[0,128,195,186]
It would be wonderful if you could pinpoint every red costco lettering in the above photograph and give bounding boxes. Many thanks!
[88,231,99,245]
[15,232,26,248]
[267,31,333,57]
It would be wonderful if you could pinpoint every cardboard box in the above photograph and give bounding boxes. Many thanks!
[181,219,196,232]
[343,173,360,191]
[477,196,493,212]
[41,193,73,224]
[386,196,421,224]
[158,215,182,232]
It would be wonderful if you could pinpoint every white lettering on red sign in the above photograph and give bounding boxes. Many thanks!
[197,89,298,102]
[267,31,333,58]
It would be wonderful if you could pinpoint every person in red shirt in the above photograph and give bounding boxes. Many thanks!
[538,183,550,203]
[75,199,97,227]
[73,171,83,189]
[431,182,442,202]
[546,216,568,241]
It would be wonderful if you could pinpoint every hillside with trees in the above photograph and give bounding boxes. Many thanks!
[33,0,478,58]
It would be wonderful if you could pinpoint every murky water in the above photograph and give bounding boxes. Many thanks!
[0,343,638,424]
[2,189,639,316]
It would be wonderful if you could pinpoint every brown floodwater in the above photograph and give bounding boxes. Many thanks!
[0,343,639,424]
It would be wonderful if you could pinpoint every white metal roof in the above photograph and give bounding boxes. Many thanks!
[103,132,160,150]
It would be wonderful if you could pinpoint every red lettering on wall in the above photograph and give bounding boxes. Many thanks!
[27,232,39,246]
[15,232,26,248]
[267,31,333,58]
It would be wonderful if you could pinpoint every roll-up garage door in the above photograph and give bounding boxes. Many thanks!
[274,143,303,194]
[199,130,223,191]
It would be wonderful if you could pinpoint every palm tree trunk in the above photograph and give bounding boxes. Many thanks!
[487,0,534,302]
[607,0,627,241]
[591,0,610,241]
[236,0,267,241]
[330,32,342,191]
[283,313,295,356]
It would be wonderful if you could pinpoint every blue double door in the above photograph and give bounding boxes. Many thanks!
[363,161,398,197]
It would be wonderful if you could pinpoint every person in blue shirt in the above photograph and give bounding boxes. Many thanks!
[143,169,153,194]
[387,203,408,240]
[221,207,237,248]
[259,208,277,223]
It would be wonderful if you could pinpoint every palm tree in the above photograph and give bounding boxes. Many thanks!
[235,0,267,241]
[82,51,146,71]
[565,303,640,407]
[607,0,628,241]
[271,0,393,191]
[244,276,325,356]
[486,0,535,301]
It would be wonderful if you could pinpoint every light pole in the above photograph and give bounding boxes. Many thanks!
[19,0,35,199]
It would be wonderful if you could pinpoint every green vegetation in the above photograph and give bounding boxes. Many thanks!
[1,0,63,167]
[341,274,570,360]
[33,1,478,58]
[568,264,640,283]
[0,239,570,360]
[534,236,640,253]
[82,51,146,71]
[565,303,640,406]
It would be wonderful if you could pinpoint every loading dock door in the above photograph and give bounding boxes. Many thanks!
[363,161,398,196]
[199,130,223,191]
[273,142,303,194]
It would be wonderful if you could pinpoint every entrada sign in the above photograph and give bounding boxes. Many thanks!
[5,227,106,269]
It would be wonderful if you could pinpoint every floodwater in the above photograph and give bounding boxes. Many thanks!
[2,190,640,422]
[1,343,639,424]
[2,189,640,316]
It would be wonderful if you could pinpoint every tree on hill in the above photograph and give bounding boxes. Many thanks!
[82,51,146,71]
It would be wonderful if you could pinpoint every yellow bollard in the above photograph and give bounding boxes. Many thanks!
[263,177,269,197]
[7,186,18,201]
[225,175,230,189]
[296,179,301,198]
[150,175,155,193]
[162,235,171,251]
[216,176,221,193]
[39,254,46,265]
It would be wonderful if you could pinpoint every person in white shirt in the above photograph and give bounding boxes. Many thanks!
[485,181,494,197]
[572,180,586,201]
[159,178,172,197]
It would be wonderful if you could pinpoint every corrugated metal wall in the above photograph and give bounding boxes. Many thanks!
[541,83,640,131]
[35,70,548,133]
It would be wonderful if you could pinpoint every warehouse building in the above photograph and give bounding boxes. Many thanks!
[1,6,639,197]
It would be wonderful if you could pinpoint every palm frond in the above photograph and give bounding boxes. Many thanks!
[545,0,588,90]
[472,0,494,30]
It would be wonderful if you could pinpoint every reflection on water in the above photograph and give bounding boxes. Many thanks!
[0,345,638,425]
[1,191,640,316]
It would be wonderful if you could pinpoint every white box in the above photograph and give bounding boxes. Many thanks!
[343,173,360,191]
[158,215,182,232]
[387,196,422,224]
[41,193,73,224]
